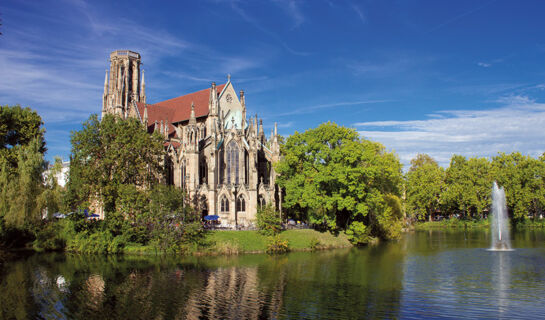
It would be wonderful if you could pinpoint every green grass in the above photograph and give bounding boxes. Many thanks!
[415,219,490,230]
[124,243,157,255]
[278,229,352,250]
[515,219,545,229]
[205,229,352,253]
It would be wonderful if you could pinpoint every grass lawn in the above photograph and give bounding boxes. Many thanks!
[415,219,490,230]
[206,229,352,253]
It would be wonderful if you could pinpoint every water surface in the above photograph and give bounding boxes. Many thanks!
[1,229,545,319]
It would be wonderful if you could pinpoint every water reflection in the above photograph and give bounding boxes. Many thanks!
[495,251,510,315]
[2,230,545,319]
[0,243,406,319]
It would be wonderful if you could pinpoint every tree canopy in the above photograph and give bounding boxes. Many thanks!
[405,152,545,223]
[0,104,46,170]
[275,122,403,244]
[0,105,47,229]
[67,114,165,213]
[406,154,444,221]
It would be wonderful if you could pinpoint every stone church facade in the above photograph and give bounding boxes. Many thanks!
[101,50,281,227]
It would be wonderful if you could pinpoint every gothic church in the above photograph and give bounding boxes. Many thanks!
[100,50,281,228]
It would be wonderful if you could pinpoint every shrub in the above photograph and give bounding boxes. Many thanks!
[0,216,35,248]
[257,205,282,236]
[309,237,321,251]
[345,221,371,245]
[213,240,240,255]
[66,231,126,254]
[266,235,289,254]
[33,222,65,251]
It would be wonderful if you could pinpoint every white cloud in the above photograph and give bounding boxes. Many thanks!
[477,62,491,67]
[351,4,366,24]
[0,0,268,124]
[272,0,305,28]
[353,95,545,168]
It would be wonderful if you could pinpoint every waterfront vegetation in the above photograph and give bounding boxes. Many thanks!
[406,152,545,224]
[2,105,545,256]
[4,230,545,319]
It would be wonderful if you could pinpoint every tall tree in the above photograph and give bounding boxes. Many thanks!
[0,105,46,170]
[492,152,545,221]
[0,105,46,228]
[406,154,444,221]
[67,114,164,213]
[441,155,492,219]
[275,122,403,244]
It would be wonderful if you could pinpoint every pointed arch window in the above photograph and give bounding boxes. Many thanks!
[220,196,229,213]
[236,196,246,212]
[226,140,240,184]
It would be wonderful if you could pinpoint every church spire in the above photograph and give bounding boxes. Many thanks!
[240,90,246,128]
[143,104,148,127]
[140,69,146,103]
[102,69,109,118]
[103,69,109,95]
[209,82,218,115]
[189,102,196,125]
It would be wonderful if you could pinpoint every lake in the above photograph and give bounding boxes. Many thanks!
[2,229,545,319]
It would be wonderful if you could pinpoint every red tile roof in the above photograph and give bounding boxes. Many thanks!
[136,83,226,135]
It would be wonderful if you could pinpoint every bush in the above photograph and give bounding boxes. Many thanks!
[309,237,321,251]
[266,235,289,254]
[345,221,371,245]
[66,231,126,254]
[212,240,240,255]
[33,222,65,251]
[257,205,282,236]
[0,216,35,248]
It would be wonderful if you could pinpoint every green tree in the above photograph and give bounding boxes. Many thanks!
[37,157,65,219]
[256,205,282,236]
[0,105,46,170]
[405,154,444,221]
[441,155,492,219]
[492,152,545,221]
[67,114,164,213]
[0,137,45,228]
[276,122,403,244]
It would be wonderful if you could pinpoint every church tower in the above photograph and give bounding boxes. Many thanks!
[102,50,145,119]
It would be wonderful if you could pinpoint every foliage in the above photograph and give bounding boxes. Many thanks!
[256,205,282,235]
[406,151,545,226]
[266,235,289,254]
[441,155,493,219]
[0,107,47,230]
[345,221,370,245]
[492,152,545,222]
[66,114,164,212]
[276,122,403,244]
[415,219,490,230]
[406,154,445,221]
[32,222,65,251]
[0,104,46,170]
[37,157,65,219]
[66,231,126,254]
[309,237,321,251]
[0,215,35,248]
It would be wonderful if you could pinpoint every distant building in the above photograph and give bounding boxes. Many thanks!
[43,160,70,188]
[100,50,282,227]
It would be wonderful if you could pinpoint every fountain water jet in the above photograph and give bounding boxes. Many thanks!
[489,182,513,251]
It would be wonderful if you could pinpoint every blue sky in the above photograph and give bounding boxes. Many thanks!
[1,0,545,168]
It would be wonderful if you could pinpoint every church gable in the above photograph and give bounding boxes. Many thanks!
[220,82,244,130]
